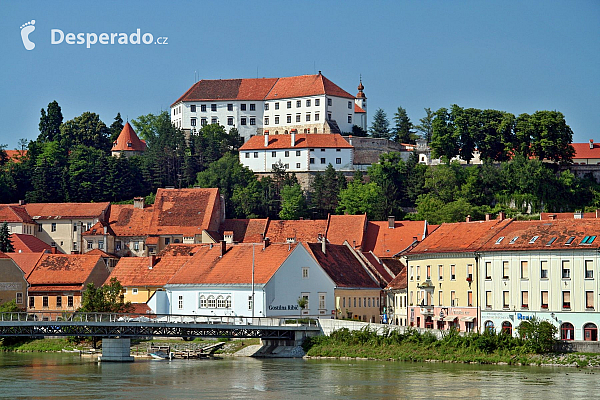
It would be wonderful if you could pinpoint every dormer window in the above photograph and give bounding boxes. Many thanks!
[546,237,557,246]
[509,236,519,244]
[529,236,539,244]
[495,237,504,244]
[565,236,576,245]
[581,236,597,245]
[127,141,132,148]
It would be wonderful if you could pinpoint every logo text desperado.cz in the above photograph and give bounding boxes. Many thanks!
[51,29,167,48]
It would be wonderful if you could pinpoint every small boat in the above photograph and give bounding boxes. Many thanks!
[150,351,172,360]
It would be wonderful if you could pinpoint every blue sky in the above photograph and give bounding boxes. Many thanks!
[1,1,599,150]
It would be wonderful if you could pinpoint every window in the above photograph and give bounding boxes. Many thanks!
[581,235,597,244]
[296,163,301,168]
[502,321,512,336]
[426,265,431,279]
[68,296,73,307]
[327,98,332,106]
[51,223,56,232]
[248,103,255,111]
[287,101,292,109]
[178,295,183,309]
[310,158,314,164]
[565,236,575,245]
[541,291,549,308]
[250,118,256,125]
[451,291,456,307]
[468,291,473,307]
[271,151,277,158]
[73,224,77,232]
[201,104,207,112]
[319,293,326,310]
[336,148,341,152]
[191,118,197,126]
[529,236,539,244]
[296,100,301,108]
[254,152,258,158]
[321,148,325,152]
[190,105,196,112]
[315,99,320,106]
[211,117,217,124]
[287,115,292,123]
[164,238,170,245]
[241,117,247,125]
[546,237,556,246]
[16,293,22,304]
[302,267,309,279]
[239,104,246,111]
[585,260,594,279]
[217,296,226,308]
[43,296,48,308]
[284,151,289,157]
[485,262,491,279]
[245,152,250,159]
[503,261,509,279]
[207,295,216,308]
[335,158,341,164]
[438,265,443,280]
[38,224,42,232]
[132,288,138,295]
[562,260,570,279]
[509,236,519,244]
[211,104,217,112]
[306,99,311,107]
[561,322,574,340]
[275,102,279,110]
[320,158,326,164]
[226,117,233,126]
[348,115,352,123]
[284,164,289,169]
[467,264,473,281]
[562,291,571,309]
[306,113,310,122]
[73,242,77,251]
[264,103,268,111]
[328,113,332,120]
[87,241,93,250]
[248,295,253,310]
[416,265,420,281]
[275,116,279,124]
[587,291,595,309]
[199,295,207,308]
[450,264,456,280]
[486,291,492,308]
[29,296,35,308]
[98,240,104,250]
[521,261,528,279]
[315,113,320,121]
[295,150,301,156]
[540,260,548,279]
[226,296,232,308]
[521,291,528,308]
[201,118,207,126]
[503,291,509,308]
[133,241,139,251]
[301,293,309,310]
[495,237,504,244]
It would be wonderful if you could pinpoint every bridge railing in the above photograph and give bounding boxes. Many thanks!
[0,312,319,328]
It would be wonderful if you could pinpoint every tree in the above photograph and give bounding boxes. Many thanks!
[476,110,515,162]
[351,125,368,137]
[337,179,384,220]
[528,111,575,164]
[369,108,391,139]
[367,152,407,216]
[310,164,346,218]
[79,278,132,313]
[415,108,434,143]
[109,113,124,142]
[38,100,63,143]
[279,183,308,220]
[393,106,415,144]
[59,112,111,152]
[0,300,19,312]
[430,107,460,161]
[517,318,557,353]
[0,222,14,252]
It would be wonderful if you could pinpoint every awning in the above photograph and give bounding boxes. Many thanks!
[460,316,476,322]
[443,315,457,322]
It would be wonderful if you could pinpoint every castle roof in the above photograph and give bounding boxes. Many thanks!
[239,133,353,151]
[112,122,147,152]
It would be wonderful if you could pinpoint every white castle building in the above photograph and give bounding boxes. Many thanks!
[170,72,367,141]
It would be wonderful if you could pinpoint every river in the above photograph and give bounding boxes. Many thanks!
[0,353,598,399]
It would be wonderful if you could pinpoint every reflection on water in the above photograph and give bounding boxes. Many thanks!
[0,353,598,399]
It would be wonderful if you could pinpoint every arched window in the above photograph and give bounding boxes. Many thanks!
[207,295,216,309]
[285,130,288,134]
[217,295,225,308]
[584,323,598,341]
[199,295,207,309]
[484,320,494,333]
[561,322,574,340]
[225,296,232,308]
[501,321,512,335]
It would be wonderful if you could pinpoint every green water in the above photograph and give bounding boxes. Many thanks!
[0,353,597,399]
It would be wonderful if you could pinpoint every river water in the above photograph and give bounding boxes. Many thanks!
[0,353,598,399]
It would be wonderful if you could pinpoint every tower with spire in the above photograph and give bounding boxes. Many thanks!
[354,77,367,131]
[111,122,147,158]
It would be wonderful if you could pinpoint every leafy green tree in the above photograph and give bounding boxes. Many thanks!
[517,318,557,354]
[109,113,124,143]
[415,194,473,224]
[279,183,308,220]
[59,112,111,152]
[66,145,109,202]
[351,125,368,137]
[430,107,460,162]
[0,222,14,252]
[0,300,19,312]
[415,108,434,143]
[38,101,63,143]
[528,111,575,164]
[310,164,346,218]
[26,141,67,203]
[369,108,391,139]
[79,278,132,313]
[367,152,407,216]
[476,110,515,162]
[393,106,415,144]
[337,179,384,220]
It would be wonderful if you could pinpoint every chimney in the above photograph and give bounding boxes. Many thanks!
[575,211,583,219]
[264,132,269,147]
[291,130,296,147]
[321,238,326,255]
[596,209,600,219]
[485,214,491,221]
[51,246,57,254]
[220,240,227,257]
[549,214,557,220]
[413,236,418,243]
[149,255,157,269]
[497,211,506,221]
[590,139,594,149]
[18,200,25,206]
[134,197,145,209]
[466,215,472,222]
[263,237,270,250]
[388,216,395,229]
[348,135,353,146]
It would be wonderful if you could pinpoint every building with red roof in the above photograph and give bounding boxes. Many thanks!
[0,204,36,236]
[171,72,367,141]
[384,265,408,326]
[111,122,147,157]
[9,233,55,254]
[0,252,28,309]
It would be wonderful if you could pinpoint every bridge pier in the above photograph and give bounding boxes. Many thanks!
[99,338,134,362]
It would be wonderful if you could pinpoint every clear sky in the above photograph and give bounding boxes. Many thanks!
[1,1,599,150]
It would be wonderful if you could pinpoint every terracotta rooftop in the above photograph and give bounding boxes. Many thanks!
[363,220,435,258]
[172,78,279,106]
[112,122,147,152]
[27,254,104,286]
[326,214,367,248]
[158,243,210,257]
[0,205,34,223]
[240,133,353,151]
[25,202,110,220]
[7,253,44,276]
[105,204,152,237]
[5,150,27,163]
[361,251,393,284]
[220,219,268,243]
[265,219,328,244]
[10,234,54,253]
[540,212,598,220]
[167,243,296,285]
[265,73,354,100]
[385,265,407,291]
[306,243,379,288]
[108,256,188,287]
[572,142,600,161]
[408,219,512,255]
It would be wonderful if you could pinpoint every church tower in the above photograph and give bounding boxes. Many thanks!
[354,78,367,131]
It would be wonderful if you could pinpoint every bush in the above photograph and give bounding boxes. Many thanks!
[517,318,557,353]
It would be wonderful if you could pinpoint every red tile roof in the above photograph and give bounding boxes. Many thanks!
[572,142,600,161]
[0,205,34,223]
[265,74,354,100]
[5,150,27,163]
[28,254,104,286]
[361,251,393,284]
[130,303,152,314]
[85,249,116,258]
[29,285,84,292]
[540,212,598,220]
[265,219,328,244]
[363,220,434,258]
[326,214,367,248]
[7,253,44,276]
[112,122,147,152]
[477,219,600,251]
[108,256,189,287]
[167,243,296,285]
[220,219,268,243]
[385,266,407,290]
[408,219,512,255]
[106,205,152,237]
[240,133,353,151]
[306,243,379,288]
[25,202,110,220]
[354,104,365,113]
[10,234,53,253]
[158,243,212,256]
[172,78,279,106]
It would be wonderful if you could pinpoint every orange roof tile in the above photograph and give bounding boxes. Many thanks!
[108,204,153,237]
[385,266,407,290]
[265,74,354,100]
[326,214,367,248]
[409,219,512,255]
[28,254,104,286]
[29,285,83,292]
[7,253,44,276]
[5,150,27,163]
[158,243,209,256]
[151,188,220,236]
[85,248,116,258]
[354,104,365,113]
[25,202,110,219]
[265,220,328,244]
[167,243,296,285]
[306,243,379,288]
[108,256,188,287]
[220,219,268,243]
[112,122,147,152]
[10,234,53,253]
[172,78,279,106]
[540,212,597,220]
[571,142,600,161]
[239,133,353,151]
[0,205,34,223]
[361,251,393,283]
[363,220,433,258]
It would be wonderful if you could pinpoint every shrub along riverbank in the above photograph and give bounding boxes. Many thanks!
[302,322,600,368]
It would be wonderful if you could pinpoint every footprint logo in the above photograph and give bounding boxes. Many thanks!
[20,20,35,50]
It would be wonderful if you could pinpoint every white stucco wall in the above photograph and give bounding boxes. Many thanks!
[240,147,353,173]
